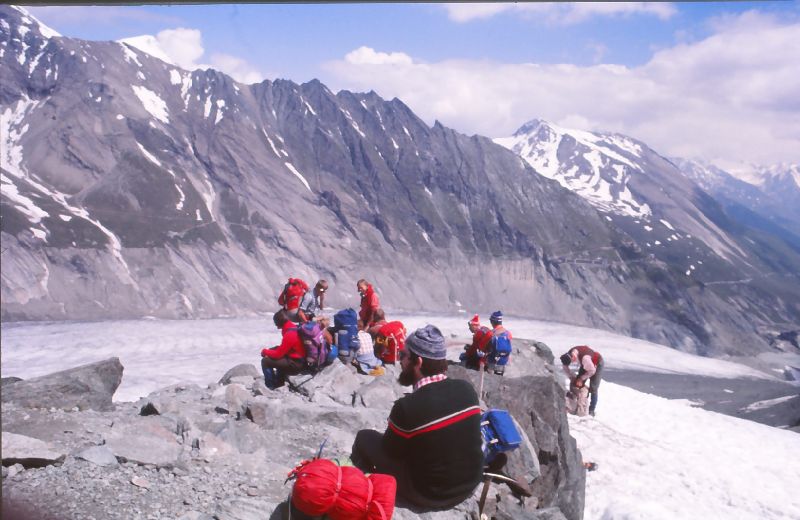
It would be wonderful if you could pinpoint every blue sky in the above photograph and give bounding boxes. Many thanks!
[24,2,800,167]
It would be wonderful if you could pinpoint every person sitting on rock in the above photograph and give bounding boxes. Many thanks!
[261,309,305,389]
[366,308,388,339]
[460,314,492,370]
[351,325,483,509]
[486,311,513,375]
[357,279,380,330]
[298,279,328,323]
[560,345,604,416]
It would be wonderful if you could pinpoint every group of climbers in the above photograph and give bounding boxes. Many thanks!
[262,277,408,387]
[459,311,513,375]
[262,275,605,512]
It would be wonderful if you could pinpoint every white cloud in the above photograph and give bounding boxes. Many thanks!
[120,27,265,84]
[152,28,205,70]
[323,11,800,165]
[208,53,264,84]
[443,2,676,25]
[345,46,413,66]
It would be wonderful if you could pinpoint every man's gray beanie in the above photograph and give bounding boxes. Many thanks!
[406,324,447,360]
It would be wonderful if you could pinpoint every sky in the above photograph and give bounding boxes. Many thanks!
[23,2,800,168]
[3,313,800,519]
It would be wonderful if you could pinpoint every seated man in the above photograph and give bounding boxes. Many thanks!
[366,308,388,338]
[460,314,492,370]
[261,309,305,389]
[560,345,604,416]
[351,325,483,509]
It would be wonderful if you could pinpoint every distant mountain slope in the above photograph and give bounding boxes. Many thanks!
[1,5,798,356]
[495,119,800,354]
[672,158,800,239]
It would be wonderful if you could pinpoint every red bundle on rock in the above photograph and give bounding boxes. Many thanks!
[289,459,396,520]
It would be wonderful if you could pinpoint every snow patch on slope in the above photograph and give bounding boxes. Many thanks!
[284,162,311,192]
[131,85,169,124]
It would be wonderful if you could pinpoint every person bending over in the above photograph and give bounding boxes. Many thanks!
[560,345,604,416]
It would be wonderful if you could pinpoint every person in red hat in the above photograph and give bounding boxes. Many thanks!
[460,314,492,370]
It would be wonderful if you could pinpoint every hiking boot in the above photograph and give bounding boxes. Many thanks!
[368,366,385,377]
[589,410,596,417]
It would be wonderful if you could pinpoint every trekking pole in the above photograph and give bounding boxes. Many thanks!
[478,357,486,402]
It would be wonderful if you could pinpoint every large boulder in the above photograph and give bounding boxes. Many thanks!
[219,364,261,385]
[448,340,585,520]
[1,357,123,411]
[1,432,66,468]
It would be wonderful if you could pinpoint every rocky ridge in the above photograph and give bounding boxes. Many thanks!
[1,340,584,520]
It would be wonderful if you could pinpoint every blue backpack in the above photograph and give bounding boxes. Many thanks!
[333,308,359,356]
[489,330,512,367]
[481,409,522,464]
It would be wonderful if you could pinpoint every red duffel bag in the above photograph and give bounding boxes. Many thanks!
[289,459,396,520]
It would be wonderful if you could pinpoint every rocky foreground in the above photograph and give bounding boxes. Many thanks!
[1,340,584,520]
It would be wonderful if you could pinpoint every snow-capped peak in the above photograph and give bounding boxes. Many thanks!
[495,119,652,218]
[117,35,176,66]
[11,5,61,39]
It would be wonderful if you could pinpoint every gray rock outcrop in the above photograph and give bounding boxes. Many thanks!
[1,339,584,519]
[1,357,123,411]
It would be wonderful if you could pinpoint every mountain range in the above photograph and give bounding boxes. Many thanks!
[1,5,798,357]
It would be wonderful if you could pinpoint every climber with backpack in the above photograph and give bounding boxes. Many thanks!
[560,345,604,416]
[350,325,484,510]
[460,314,493,370]
[278,277,309,323]
[261,309,306,389]
[486,311,513,375]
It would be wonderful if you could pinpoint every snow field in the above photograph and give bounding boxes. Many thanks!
[572,383,800,520]
[2,314,798,519]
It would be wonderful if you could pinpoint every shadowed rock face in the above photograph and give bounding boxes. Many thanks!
[1,357,123,411]
[2,5,798,356]
[0,340,585,519]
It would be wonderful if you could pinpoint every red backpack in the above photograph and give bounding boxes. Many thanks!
[278,278,308,310]
[288,458,396,520]
[374,321,406,364]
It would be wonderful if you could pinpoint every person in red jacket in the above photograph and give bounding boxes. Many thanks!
[560,345,604,416]
[460,314,492,370]
[261,309,306,389]
[357,279,380,330]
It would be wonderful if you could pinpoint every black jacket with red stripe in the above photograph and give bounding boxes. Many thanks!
[383,378,483,502]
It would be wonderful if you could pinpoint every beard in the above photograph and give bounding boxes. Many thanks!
[398,364,416,387]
